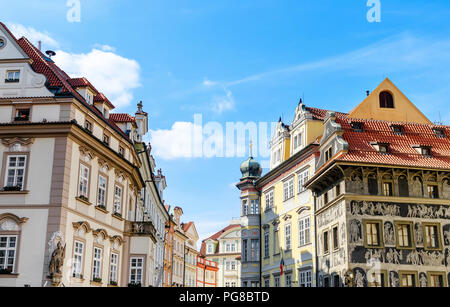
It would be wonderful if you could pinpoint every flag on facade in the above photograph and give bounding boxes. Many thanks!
[280,258,285,276]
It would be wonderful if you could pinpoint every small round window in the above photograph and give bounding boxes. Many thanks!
[0,38,6,49]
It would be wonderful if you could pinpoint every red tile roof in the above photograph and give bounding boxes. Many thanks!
[334,116,450,170]
[110,113,136,123]
[14,36,131,143]
[183,222,193,232]
[305,106,348,121]
[200,224,240,256]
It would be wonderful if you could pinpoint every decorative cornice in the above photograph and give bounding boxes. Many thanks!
[0,213,29,225]
[72,221,92,233]
[93,229,109,239]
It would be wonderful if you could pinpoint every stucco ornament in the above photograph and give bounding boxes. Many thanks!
[0,218,20,231]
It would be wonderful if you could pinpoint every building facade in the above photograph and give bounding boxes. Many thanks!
[306,79,450,287]
[200,221,241,287]
[0,23,169,287]
[196,256,218,287]
[183,222,199,287]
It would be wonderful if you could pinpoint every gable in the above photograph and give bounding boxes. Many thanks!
[348,78,432,124]
[0,23,30,62]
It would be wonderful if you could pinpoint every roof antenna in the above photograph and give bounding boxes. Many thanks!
[46,50,56,58]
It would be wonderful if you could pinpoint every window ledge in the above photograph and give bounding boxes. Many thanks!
[76,197,92,206]
[0,190,29,195]
[0,273,19,278]
[90,281,103,286]
[95,206,109,214]
[112,213,124,221]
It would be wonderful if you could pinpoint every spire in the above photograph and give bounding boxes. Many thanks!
[249,140,253,158]
[137,101,143,113]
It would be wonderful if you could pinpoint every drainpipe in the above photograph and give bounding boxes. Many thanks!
[314,191,319,287]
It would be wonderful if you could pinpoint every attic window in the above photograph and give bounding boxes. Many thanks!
[324,147,333,162]
[14,108,30,122]
[371,142,390,154]
[351,122,364,132]
[5,70,20,83]
[86,93,93,105]
[84,120,92,133]
[392,125,404,135]
[379,91,394,109]
[412,145,432,158]
[0,38,5,49]
[433,128,445,138]
[119,146,125,157]
[103,134,110,146]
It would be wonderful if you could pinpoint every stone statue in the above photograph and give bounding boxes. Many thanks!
[49,242,65,277]
[344,270,355,288]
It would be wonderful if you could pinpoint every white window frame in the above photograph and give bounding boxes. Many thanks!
[285,224,292,251]
[79,164,89,198]
[250,199,259,214]
[92,247,102,280]
[298,169,309,194]
[72,241,84,278]
[299,216,311,246]
[299,270,313,287]
[0,235,18,273]
[5,155,27,190]
[129,257,144,284]
[110,253,119,284]
[284,178,294,201]
[264,231,269,258]
[6,70,20,82]
[265,191,274,210]
[97,175,107,207]
[114,185,123,214]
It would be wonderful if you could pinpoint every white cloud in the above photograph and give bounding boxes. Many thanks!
[148,121,203,160]
[53,49,141,109]
[94,44,117,52]
[202,78,217,87]
[210,88,235,114]
[6,22,59,48]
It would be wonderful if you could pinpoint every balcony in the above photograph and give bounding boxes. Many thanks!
[125,221,157,243]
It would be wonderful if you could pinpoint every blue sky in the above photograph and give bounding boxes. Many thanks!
[2,0,450,241]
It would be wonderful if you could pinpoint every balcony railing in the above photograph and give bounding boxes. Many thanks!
[125,221,157,240]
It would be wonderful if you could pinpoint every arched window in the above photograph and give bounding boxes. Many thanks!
[379,91,394,108]
[0,214,27,274]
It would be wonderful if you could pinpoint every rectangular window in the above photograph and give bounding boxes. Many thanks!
[72,241,84,278]
[0,236,18,273]
[273,230,280,255]
[429,273,445,287]
[424,224,441,250]
[110,253,118,284]
[92,247,102,280]
[129,257,143,284]
[231,261,236,271]
[250,199,259,214]
[103,134,110,146]
[396,222,413,248]
[114,185,123,215]
[365,221,382,247]
[285,224,291,251]
[264,278,270,288]
[383,182,393,196]
[298,169,309,193]
[119,146,125,157]
[369,272,387,287]
[242,239,247,262]
[265,191,274,210]
[324,192,329,205]
[299,270,312,287]
[325,147,333,162]
[333,274,340,287]
[298,217,311,247]
[427,185,439,199]
[250,240,259,261]
[5,70,20,82]
[264,231,269,258]
[274,276,280,287]
[79,164,89,198]
[400,272,417,287]
[5,155,27,190]
[286,274,292,287]
[335,184,341,197]
[333,226,339,250]
[323,231,329,254]
[84,120,92,133]
[283,179,294,201]
[14,108,30,121]
[97,175,107,208]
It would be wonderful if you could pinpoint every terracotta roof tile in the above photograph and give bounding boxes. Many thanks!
[110,113,136,123]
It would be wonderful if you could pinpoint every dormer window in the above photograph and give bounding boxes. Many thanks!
[371,142,390,154]
[14,108,30,122]
[5,70,20,83]
[379,91,394,109]
[351,122,364,132]
[412,145,432,157]
[433,128,445,138]
[392,125,404,135]
[324,147,333,162]
[86,93,93,105]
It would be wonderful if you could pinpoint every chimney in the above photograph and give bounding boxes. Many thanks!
[366,90,370,97]
[38,41,42,51]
